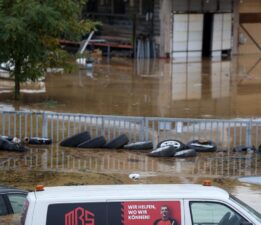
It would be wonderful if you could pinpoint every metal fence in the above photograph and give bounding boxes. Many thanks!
[0,111,145,143]
[1,111,261,150]
[145,117,260,150]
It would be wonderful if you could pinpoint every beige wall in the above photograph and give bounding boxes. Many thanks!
[239,0,261,54]
[239,24,261,54]
[239,0,261,13]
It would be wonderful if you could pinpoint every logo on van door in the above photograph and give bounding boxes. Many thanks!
[65,207,95,225]
[47,201,181,225]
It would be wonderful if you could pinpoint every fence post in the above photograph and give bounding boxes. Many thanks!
[246,120,252,146]
[101,116,104,136]
[42,113,48,138]
[139,117,145,141]
[145,118,149,141]
[1,112,4,135]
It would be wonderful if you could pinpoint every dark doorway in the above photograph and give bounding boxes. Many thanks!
[86,0,98,12]
[114,0,126,14]
[142,0,153,15]
[202,13,213,57]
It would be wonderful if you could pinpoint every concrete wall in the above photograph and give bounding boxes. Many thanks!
[158,0,172,57]
[232,0,240,55]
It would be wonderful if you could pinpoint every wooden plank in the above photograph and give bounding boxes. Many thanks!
[90,42,133,49]
[59,39,80,46]
[240,13,261,23]
[59,39,133,49]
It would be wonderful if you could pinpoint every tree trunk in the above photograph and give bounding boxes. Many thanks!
[14,61,21,100]
[14,75,20,100]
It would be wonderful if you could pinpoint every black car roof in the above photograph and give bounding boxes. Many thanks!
[0,185,27,194]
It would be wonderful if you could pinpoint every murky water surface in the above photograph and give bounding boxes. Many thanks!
[0,55,261,224]
[1,55,261,118]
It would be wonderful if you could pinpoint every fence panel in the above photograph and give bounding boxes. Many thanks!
[0,111,46,139]
[250,120,261,148]
[0,111,145,144]
[145,118,253,149]
[1,111,260,150]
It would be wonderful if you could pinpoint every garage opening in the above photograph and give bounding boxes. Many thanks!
[114,0,125,14]
[86,0,98,12]
[202,13,213,57]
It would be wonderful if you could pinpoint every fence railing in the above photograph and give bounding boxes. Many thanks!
[1,111,261,150]
[145,117,259,150]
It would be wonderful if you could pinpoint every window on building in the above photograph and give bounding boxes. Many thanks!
[86,0,98,12]
[141,0,153,15]
[173,0,189,12]
[219,0,232,12]
[173,0,233,13]
[203,0,217,12]
[189,0,202,12]
[114,0,126,14]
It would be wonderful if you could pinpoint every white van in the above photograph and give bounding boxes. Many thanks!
[21,183,261,225]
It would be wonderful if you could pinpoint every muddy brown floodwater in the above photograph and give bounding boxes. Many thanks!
[1,54,261,118]
[0,55,261,224]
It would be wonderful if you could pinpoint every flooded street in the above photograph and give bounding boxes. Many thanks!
[1,55,261,118]
[0,55,261,224]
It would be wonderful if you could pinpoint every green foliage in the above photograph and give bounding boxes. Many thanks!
[0,0,96,99]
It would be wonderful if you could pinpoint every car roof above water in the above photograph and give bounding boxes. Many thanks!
[0,185,27,194]
[33,184,229,202]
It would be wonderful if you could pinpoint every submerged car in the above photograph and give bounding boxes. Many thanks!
[0,185,27,216]
[21,182,261,225]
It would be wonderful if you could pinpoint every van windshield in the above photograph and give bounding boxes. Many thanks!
[229,194,261,223]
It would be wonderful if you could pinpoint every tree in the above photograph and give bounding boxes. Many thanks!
[0,0,95,99]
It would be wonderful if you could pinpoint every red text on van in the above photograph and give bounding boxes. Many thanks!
[65,207,95,225]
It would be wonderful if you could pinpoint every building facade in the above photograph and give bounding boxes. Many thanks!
[84,0,243,60]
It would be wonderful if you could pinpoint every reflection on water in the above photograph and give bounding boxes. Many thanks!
[0,80,46,94]
[0,146,260,179]
[172,63,202,100]
[1,55,261,118]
